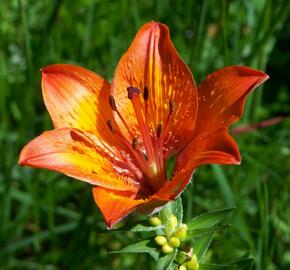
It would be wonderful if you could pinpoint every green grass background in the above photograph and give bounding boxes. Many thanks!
[0,0,290,269]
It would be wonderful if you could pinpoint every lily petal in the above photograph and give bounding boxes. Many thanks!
[195,66,269,135]
[42,64,117,146]
[178,66,268,170]
[177,129,240,170]
[112,21,198,155]
[93,188,147,228]
[93,168,193,228]
[19,128,140,192]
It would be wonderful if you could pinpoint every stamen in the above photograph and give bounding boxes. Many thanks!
[127,86,155,164]
[144,86,149,124]
[132,137,139,150]
[143,86,149,101]
[109,95,117,111]
[107,125,149,176]
[106,119,115,132]
[156,123,163,138]
[155,99,175,178]
[169,99,174,114]
[127,86,140,99]
[109,95,134,138]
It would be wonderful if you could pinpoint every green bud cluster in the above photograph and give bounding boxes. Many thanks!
[150,214,188,254]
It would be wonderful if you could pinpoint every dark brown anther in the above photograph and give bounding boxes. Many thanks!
[131,137,139,149]
[156,123,163,138]
[169,99,174,114]
[106,120,115,132]
[143,86,149,101]
[109,95,117,111]
[127,86,141,100]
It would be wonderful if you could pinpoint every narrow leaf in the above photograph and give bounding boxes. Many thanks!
[199,263,237,269]
[156,249,177,270]
[193,233,215,261]
[188,207,235,230]
[110,240,159,261]
[186,224,231,239]
[230,258,255,269]
[130,223,164,232]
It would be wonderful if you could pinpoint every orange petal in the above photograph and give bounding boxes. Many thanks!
[19,128,140,192]
[177,129,240,170]
[177,66,268,171]
[93,186,174,228]
[112,21,198,155]
[42,64,117,146]
[92,187,146,228]
[93,167,193,228]
[194,66,269,135]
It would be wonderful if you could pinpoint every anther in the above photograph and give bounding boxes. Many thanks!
[143,86,149,101]
[169,99,174,114]
[156,123,163,138]
[127,86,141,100]
[109,95,117,111]
[132,137,139,150]
[106,120,115,132]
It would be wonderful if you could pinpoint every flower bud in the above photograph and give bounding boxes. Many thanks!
[154,235,167,246]
[169,236,180,248]
[173,223,188,239]
[186,254,199,270]
[149,215,161,226]
[170,214,178,227]
[179,265,187,270]
[162,242,174,254]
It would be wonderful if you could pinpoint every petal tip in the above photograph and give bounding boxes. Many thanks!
[18,146,29,166]
[140,20,168,34]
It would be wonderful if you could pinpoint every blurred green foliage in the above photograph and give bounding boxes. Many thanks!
[0,0,289,269]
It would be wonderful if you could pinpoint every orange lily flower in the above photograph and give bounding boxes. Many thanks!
[19,22,268,228]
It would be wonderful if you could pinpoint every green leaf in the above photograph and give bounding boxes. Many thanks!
[103,219,164,233]
[188,207,235,230]
[160,197,183,225]
[199,263,237,269]
[171,197,183,224]
[156,249,177,270]
[130,223,164,232]
[193,233,215,261]
[110,240,159,261]
[186,224,231,239]
[230,258,255,269]
[160,198,183,236]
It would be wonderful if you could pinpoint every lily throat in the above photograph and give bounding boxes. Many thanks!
[106,86,175,192]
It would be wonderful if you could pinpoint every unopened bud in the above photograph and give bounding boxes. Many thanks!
[155,235,167,246]
[162,242,174,254]
[173,224,188,239]
[170,214,178,227]
[179,265,187,270]
[187,254,199,270]
[169,236,180,248]
[149,215,161,226]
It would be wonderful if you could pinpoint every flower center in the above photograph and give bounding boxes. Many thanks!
[107,86,174,192]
